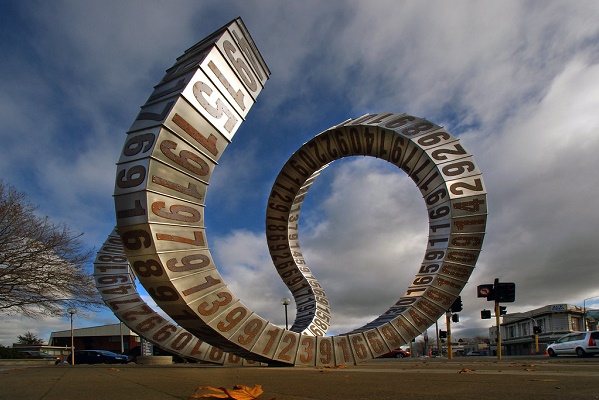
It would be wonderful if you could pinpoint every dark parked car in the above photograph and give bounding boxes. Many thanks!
[72,350,129,364]
[379,349,410,358]
[18,350,61,364]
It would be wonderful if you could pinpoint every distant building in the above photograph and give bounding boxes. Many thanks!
[489,303,589,356]
[48,323,140,355]
[11,344,72,362]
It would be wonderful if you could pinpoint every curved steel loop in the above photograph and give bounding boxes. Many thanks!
[93,229,264,366]
[110,18,486,366]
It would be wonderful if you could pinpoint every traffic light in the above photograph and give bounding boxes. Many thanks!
[450,296,463,313]
[481,309,491,319]
[533,326,542,334]
[452,314,459,323]
[499,306,507,315]
[439,330,447,339]
[477,284,495,300]
[494,282,516,303]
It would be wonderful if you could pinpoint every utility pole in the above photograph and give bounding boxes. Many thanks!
[495,300,501,360]
[478,279,514,360]
[446,312,453,360]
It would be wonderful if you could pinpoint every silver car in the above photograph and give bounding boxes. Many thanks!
[546,331,599,357]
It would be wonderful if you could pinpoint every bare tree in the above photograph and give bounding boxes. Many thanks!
[0,181,103,317]
[17,331,45,345]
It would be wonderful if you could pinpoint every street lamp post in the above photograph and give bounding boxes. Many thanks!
[280,298,291,329]
[67,308,77,365]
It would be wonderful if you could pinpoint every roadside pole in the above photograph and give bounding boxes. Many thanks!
[495,301,502,360]
[446,312,453,360]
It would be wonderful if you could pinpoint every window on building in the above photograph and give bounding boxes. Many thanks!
[572,317,582,331]
[508,326,515,338]
[522,323,528,336]
[538,318,546,332]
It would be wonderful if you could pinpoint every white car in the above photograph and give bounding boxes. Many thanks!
[546,331,599,357]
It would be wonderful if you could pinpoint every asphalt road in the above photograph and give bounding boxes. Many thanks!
[1,356,598,400]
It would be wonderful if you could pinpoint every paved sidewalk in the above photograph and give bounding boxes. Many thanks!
[1,358,598,400]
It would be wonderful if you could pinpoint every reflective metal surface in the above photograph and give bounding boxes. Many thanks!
[107,18,487,366]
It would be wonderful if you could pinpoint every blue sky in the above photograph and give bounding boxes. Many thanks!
[1,0,599,346]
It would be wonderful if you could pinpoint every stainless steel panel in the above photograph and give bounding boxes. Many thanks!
[161,97,230,162]
[428,218,452,237]
[437,262,475,284]
[126,249,216,283]
[117,127,160,164]
[425,139,470,163]
[399,141,426,175]
[413,128,456,150]
[149,224,208,253]
[250,323,284,359]
[164,327,196,353]
[94,273,135,288]
[387,116,441,139]
[179,338,214,363]
[146,69,198,106]
[216,30,263,100]
[439,156,481,181]
[450,194,487,217]
[203,345,227,364]
[151,128,217,182]
[451,214,488,234]
[189,287,239,323]
[294,335,317,366]
[114,191,205,228]
[428,199,452,221]
[146,160,209,205]
[348,333,373,363]
[141,281,190,314]
[445,248,480,266]
[114,158,150,196]
[315,336,335,367]
[446,174,487,199]
[421,287,455,310]
[93,263,129,276]
[94,249,129,265]
[97,283,138,301]
[448,233,485,250]
[418,171,447,197]
[300,136,334,166]
[409,154,437,187]
[229,314,269,351]
[332,336,355,365]
[378,322,408,349]
[207,302,253,339]
[104,293,145,314]
[422,182,449,208]
[201,47,253,118]
[425,234,450,253]
[171,268,225,304]
[159,40,214,85]
[413,297,446,323]
[224,352,244,365]
[128,97,179,133]
[115,223,158,257]
[393,312,427,337]
[363,329,391,357]
[181,68,243,141]
[228,18,270,88]
[345,112,403,128]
